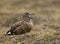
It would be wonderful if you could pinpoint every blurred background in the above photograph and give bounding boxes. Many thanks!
[0,0,60,44]
[0,0,60,27]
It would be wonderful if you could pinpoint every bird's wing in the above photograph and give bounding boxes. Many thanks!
[10,21,23,31]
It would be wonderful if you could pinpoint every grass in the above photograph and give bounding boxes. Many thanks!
[0,23,60,44]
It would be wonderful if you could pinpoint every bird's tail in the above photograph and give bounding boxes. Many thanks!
[5,31,11,35]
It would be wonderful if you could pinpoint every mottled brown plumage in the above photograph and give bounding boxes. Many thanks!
[6,12,34,35]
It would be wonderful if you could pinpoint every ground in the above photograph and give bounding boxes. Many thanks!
[0,23,60,44]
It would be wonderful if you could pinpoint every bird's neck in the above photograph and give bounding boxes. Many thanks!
[29,19,33,26]
[23,19,33,26]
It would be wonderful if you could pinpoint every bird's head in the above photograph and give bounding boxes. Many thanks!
[22,12,34,21]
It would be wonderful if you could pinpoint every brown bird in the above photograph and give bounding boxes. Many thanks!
[6,12,34,35]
